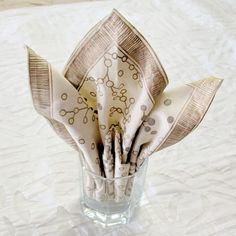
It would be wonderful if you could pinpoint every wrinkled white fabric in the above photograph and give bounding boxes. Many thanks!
[0,0,235,235]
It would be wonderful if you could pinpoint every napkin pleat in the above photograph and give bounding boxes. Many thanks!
[27,47,79,152]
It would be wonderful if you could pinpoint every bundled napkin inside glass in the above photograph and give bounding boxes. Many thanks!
[27,9,222,226]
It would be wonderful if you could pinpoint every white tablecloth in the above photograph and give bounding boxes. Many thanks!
[0,0,235,235]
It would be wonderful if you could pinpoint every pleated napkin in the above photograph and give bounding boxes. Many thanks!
[27,9,222,200]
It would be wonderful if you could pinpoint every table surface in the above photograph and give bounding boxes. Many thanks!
[0,0,97,11]
[0,0,236,235]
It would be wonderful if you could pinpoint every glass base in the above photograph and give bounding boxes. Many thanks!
[78,151,149,227]
[80,199,136,227]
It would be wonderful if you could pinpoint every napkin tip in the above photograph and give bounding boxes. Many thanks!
[24,44,33,55]
[24,44,33,57]
[24,44,29,49]
[209,76,224,88]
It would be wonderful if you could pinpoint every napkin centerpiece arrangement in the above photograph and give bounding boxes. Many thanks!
[27,9,222,200]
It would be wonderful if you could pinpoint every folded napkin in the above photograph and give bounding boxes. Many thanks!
[27,9,222,200]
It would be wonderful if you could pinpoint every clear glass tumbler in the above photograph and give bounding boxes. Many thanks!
[78,152,149,227]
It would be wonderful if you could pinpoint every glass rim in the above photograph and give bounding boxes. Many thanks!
[79,155,149,181]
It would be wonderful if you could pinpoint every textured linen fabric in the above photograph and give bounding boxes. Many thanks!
[0,0,235,235]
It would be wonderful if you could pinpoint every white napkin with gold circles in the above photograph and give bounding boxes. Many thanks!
[27,9,222,200]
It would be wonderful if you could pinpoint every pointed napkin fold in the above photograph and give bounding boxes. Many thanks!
[27,9,222,200]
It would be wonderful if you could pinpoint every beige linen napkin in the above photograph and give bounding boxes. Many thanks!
[27,9,222,201]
